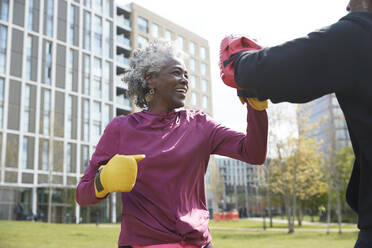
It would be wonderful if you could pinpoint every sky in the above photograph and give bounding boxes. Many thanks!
[118,0,350,132]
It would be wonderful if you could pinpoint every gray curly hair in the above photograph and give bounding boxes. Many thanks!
[123,39,186,108]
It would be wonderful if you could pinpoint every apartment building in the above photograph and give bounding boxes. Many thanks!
[0,0,212,223]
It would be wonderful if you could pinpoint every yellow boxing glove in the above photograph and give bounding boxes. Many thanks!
[239,97,268,111]
[94,154,145,198]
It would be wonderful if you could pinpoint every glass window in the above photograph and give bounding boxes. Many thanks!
[189,58,195,72]
[93,16,102,55]
[105,0,111,17]
[0,0,8,21]
[103,61,111,101]
[103,104,110,127]
[66,143,72,172]
[137,35,148,49]
[83,54,90,95]
[41,140,49,171]
[177,35,184,50]
[23,85,31,132]
[0,25,7,74]
[82,99,89,141]
[83,11,91,50]
[22,137,28,169]
[104,20,112,58]
[200,46,206,60]
[45,0,54,37]
[67,49,74,91]
[152,23,159,38]
[201,79,208,92]
[26,36,32,81]
[201,63,207,75]
[0,78,4,128]
[191,92,197,106]
[81,145,89,173]
[93,58,102,98]
[67,95,72,139]
[138,17,148,33]
[44,41,52,85]
[69,5,77,45]
[189,75,196,89]
[94,0,102,13]
[84,0,91,8]
[42,90,51,135]
[202,95,208,109]
[189,41,195,55]
[165,29,172,41]
[92,101,101,144]
[27,0,34,30]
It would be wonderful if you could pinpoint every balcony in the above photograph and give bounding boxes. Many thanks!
[116,34,131,50]
[116,16,131,31]
[116,53,130,68]
[115,76,128,89]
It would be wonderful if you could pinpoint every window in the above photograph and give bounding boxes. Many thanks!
[200,46,206,59]
[67,49,74,91]
[104,20,112,58]
[83,54,90,95]
[44,41,52,85]
[202,95,208,109]
[26,36,32,81]
[191,92,197,106]
[42,90,51,135]
[23,85,31,132]
[201,79,208,92]
[67,95,73,139]
[27,0,34,30]
[45,0,54,37]
[137,35,148,49]
[105,0,111,17]
[0,0,8,21]
[103,104,110,127]
[69,5,77,46]
[84,0,91,8]
[93,58,102,98]
[0,78,4,128]
[94,0,102,13]
[81,145,89,173]
[93,16,102,55]
[92,101,101,144]
[0,25,7,74]
[189,58,195,72]
[165,29,172,41]
[66,143,72,172]
[138,17,148,33]
[41,140,49,171]
[177,35,184,50]
[103,61,111,101]
[189,41,195,55]
[22,137,29,169]
[83,11,91,50]
[82,99,90,141]
[189,75,196,89]
[201,63,207,75]
[152,23,159,38]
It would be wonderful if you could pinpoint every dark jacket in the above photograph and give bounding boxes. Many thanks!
[234,11,372,229]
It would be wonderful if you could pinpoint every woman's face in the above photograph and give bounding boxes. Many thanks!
[147,57,189,113]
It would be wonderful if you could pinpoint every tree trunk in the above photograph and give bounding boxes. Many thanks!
[297,207,303,226]
[335,175,342,234]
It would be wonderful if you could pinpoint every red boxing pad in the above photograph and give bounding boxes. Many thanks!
[219,35,262,89]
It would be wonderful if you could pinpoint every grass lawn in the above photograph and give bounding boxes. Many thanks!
[0,220,358,248]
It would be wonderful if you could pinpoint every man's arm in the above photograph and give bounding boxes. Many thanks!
[234,18,366,103]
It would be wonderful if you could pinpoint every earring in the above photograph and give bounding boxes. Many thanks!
[145,88,155,103]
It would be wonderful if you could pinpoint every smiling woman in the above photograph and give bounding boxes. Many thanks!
[75,40,268,248]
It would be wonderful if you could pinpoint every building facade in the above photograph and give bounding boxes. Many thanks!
[0,0,212,223]
[299,94,350,154]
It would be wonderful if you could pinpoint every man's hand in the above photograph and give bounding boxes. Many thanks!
[94,154,145,198]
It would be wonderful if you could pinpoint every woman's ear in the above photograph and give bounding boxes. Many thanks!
[146,74,155,89]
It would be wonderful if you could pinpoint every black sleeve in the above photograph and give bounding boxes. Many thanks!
[234,18,366,104]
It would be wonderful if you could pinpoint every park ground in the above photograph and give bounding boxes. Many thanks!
[0,218,358,248]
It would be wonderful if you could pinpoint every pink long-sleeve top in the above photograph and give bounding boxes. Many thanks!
[76,104,268,247]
